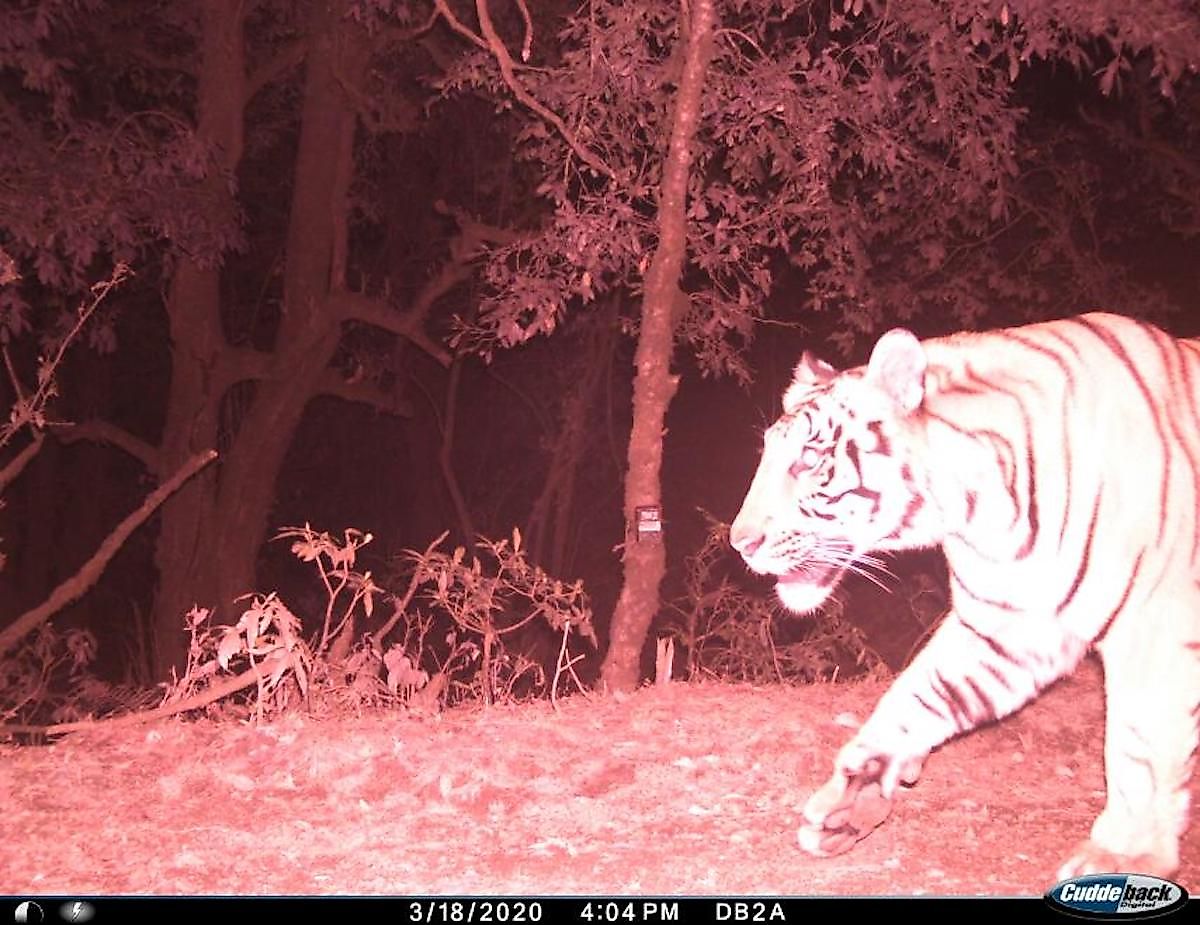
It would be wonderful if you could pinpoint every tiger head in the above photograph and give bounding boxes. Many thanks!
[730,328,941,613]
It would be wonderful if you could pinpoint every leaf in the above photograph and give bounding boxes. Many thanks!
[1099,58,1118,97]
[268,650,291,689]
[217,627,243,670]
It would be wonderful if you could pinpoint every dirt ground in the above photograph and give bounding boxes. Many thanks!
[2,656,1195,897]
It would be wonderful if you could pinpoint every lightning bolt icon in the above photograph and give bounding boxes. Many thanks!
[70,902,82,921]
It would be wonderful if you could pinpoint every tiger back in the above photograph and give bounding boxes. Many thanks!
[730,311,1200,879]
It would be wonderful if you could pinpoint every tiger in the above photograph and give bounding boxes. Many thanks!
[729,311,1200,879]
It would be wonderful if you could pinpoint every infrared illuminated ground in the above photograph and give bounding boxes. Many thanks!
[2,658,1196,895]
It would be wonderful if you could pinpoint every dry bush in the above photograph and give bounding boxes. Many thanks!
[398,528,597,707]
[164,525,598,720]
[666,516,885,685]
[0,623,98,724]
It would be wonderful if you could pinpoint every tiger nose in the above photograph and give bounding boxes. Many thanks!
[729,519,765,557]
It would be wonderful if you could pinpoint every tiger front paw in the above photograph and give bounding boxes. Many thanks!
[1057,839,1179,881]
[797,756,896,857]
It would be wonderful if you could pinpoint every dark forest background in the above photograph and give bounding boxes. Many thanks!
[0,0,1197,710]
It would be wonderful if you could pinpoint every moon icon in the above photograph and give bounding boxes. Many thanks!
[14,901,44,923]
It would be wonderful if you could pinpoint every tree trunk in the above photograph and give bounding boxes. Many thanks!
[152,0,365,677]
[526,301,617,576]
[599,0,715,692]
[151,0,247,676]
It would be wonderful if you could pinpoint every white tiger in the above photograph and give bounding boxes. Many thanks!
[730,312,1200,878]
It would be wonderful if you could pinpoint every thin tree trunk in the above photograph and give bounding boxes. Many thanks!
[439,354,478,543]
[599,0,715,692]
[526,301,617,576]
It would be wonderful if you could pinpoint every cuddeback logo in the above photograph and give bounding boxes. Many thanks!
[1045,873,1189,919]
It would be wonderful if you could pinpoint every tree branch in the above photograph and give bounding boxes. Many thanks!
[246,38,308,101]
[0,449,218,660]
[375,531,449,642]
[331,290,454,366]
[433,0,614,178]
[0,432,44,493]
[0,662,260,737]
[431,0,490,52]
[52,419,162,471]
[316,368,413,416]
[370,9,441,54]
[334,206,524,364]
[216,344,275,393]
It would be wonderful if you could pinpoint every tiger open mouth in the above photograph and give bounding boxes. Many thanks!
[779,562,838,587]
[774,564,845,614]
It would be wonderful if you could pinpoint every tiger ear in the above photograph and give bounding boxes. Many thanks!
[784,351,839,411]
[865,328,927,414]
[794,351,837,385]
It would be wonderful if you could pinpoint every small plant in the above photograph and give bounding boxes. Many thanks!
[275,524,381,663]
[0,623,99,726]
[162,524,383,719]
[666,515,883,684]
[167,597,313,722]
[403,528,597,706]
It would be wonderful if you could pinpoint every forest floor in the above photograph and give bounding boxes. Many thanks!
[2,656,1196,897]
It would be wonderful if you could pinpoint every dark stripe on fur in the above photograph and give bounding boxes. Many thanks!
[931,671,979,729]
[934,671,974,729]
[1015,413,1038,560]
[1008,331,1077,380]
[984,661,1015,690]
[950,569,1019,612]
[1056,490,1103,615]
[1069,317,1171,545]
[963,677,997,721]
[1095,550,1147,642]
[1041,331,1080,549]
[915,693,948,721]
[962,618,1021,666]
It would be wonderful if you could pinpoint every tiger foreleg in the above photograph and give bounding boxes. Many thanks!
[799,611,1086,858]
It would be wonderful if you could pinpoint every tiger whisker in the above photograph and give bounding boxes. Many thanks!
[845,561,895,593]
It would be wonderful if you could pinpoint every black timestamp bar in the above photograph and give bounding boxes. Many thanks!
[0,894,1131,924]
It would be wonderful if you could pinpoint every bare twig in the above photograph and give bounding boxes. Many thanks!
[513,0,533,62]
[431,0,490,52]
[551,619,589,711]
[314,368,414,416]
[375,531,450,641]
[1,264,130,449]
[432,0,614,179]
[474,0,613,177]
[370,9,441,54]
